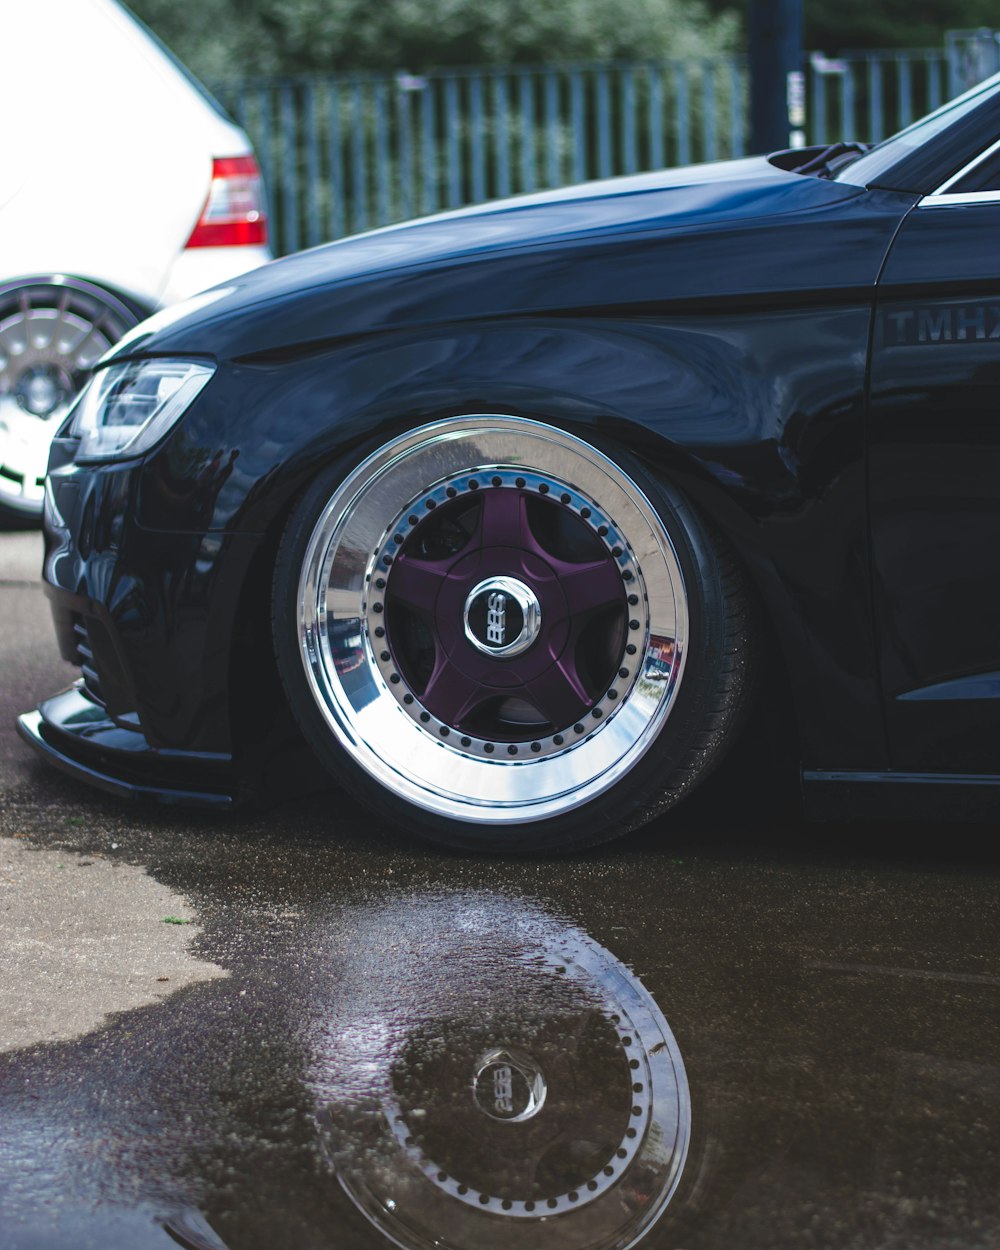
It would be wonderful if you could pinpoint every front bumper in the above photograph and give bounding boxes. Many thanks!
[23,445,308,809]
[17,686,237,808]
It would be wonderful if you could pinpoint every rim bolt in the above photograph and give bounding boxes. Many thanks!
[374,626,385,638]
[538,483,549,494]
[626,644,637,655]
[553,734,564,745]
[491,475,502,486]
[484,742,494,753]
[515,477,526,488]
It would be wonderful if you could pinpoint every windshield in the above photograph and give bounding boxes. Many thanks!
[834,70,1000,186]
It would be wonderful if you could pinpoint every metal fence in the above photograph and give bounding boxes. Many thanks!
[211,32,999,256]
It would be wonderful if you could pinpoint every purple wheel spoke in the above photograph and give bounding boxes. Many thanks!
[523,659,592,727]
[421,660,489,727]
[475,488,528,550]
[557,558,625,620]
[386,557,451,617]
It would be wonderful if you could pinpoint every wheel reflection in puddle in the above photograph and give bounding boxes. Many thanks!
[309,895,689,1250]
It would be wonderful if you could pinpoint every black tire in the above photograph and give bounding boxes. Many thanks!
[272,415,754,853]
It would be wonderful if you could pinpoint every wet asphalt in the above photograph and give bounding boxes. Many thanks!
[2,529,1000,1250]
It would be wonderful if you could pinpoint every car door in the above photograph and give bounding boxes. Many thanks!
[870,148,1000,773]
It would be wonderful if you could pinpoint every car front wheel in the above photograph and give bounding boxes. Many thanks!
[273,416,754,852]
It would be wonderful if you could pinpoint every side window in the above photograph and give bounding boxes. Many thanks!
[949,147,1000,193]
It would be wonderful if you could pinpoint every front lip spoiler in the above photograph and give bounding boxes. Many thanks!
[17,686,237,810]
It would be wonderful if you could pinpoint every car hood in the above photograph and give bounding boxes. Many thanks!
[111,156,888,360]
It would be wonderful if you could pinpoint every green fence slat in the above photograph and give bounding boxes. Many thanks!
[351,79,368,233]
[520,72,535,193]
[397,79,414,222]
[868,56,884,143]
[303,81,321,247]
[596,68,611,178]
[545,71,560,187]
[725,60,740,158]
[279,82,299,254]
[648,65,664,168]
[445,76,461,208]
[374,79,391,225]
[421,79,437,216]
[927,54,943,111]
[811,61,827,145]
[470,73,486,204]
[255,86,276,244]
[494,73,510,199]
[328,80,345,240]
[898,55,913,127]
[674,62,691,166]
[622,68,637,174]
[571,71,586,182]
[702,60,718,160]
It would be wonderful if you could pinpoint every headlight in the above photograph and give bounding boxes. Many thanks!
[69,359,215,462]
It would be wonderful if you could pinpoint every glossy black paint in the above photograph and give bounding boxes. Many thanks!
[871,201,1000,773]
[23,86,1000,814]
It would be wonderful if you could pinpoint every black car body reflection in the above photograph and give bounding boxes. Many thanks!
[18,73,1000,849]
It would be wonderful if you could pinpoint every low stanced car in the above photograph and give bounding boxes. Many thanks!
[18,74,1000,852]
[0,0,270,524]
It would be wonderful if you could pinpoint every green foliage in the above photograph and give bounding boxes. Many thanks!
[128,0,740,80]
[806,0,999,52]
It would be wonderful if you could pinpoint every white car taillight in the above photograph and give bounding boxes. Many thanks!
[185,155,268,248]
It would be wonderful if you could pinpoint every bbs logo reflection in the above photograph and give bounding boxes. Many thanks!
[493,1064,514,1114]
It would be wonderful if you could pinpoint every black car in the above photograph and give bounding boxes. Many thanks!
[18,73,1000,851]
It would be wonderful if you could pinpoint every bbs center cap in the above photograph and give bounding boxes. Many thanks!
[463,576,541,659]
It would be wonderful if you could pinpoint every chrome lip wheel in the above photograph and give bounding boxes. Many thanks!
[0,283,137,516]
[298,417,688,825]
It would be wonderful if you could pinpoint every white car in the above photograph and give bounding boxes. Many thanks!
[0,0,271,523]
